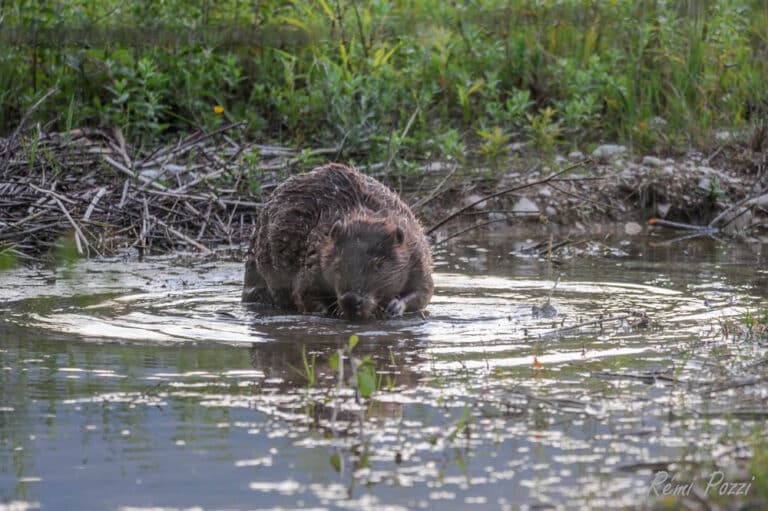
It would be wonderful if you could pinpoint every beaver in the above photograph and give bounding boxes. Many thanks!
[242,163,434,319]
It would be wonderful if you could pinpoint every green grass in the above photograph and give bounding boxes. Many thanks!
[1,0,767,159]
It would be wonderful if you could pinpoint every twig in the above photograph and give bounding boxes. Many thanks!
[2,86,59,165]
[383,106,419,175]
[426,161,587,235]
[153,215,212,254]
[648,218,719,233]
[411,163,458,211]
[104,155,168,191]
[83,187,108,221]
[708,184,768,228]
[433,217,509,246]
[53,197,88,255]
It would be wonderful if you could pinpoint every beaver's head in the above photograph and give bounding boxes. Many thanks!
[319,215,409,319]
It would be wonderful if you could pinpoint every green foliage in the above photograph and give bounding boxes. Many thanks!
[526,106,561,154]
[0,245,18,271]
[356,355,377,398]
[751,430,768,503]
[1,0,766,155]
[477,126,510,163]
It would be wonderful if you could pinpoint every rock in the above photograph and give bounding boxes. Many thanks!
[532,302,557,318]
[512,197,539,215]
[139,169,161,180]
[464,193,487,210]
[642,156,664,167]
[568,150,584,161]
[488,212,508,229]
[715,131,733,141]
[656,203,671,218]
[753,193,768,208]
[538,187,552,199]
[698,177,713,191]
[545,206,557,218]
[624,222,643,236]
[592,144,627,159]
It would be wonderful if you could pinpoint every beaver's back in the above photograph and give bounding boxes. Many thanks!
[255,164,418,274]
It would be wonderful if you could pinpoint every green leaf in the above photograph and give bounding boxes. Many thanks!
[329,351,339,371]
[348,335,359,351]
[330,452,341,472]
[317,0,335,21]
[357,368,375,398]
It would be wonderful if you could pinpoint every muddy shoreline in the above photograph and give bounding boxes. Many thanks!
[1,126,766,263]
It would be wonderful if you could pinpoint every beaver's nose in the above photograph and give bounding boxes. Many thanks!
[339,292,363,317]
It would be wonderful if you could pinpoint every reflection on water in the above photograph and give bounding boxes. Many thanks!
[1,232,766,510]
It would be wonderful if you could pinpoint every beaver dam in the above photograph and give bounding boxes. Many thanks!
[2,126,768,511]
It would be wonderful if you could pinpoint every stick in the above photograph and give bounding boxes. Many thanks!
[83,187,108,221]
[53,197,87,255]
[154,216,212,254]
[104,155,168,191]
[411,163,458,211]
[648,218,719,233]
[433,218,510,246]
[708,184,768,228]
[426,161,586,235]
[2,87,59,161]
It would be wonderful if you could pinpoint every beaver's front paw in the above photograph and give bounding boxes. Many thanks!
[385,298,406,318]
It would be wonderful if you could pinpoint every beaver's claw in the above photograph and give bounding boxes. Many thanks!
[385,298,406,318]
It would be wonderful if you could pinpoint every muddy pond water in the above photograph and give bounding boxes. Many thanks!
[1,230,767,511]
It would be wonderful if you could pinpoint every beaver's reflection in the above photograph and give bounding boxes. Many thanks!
[246,336,426,427]
[248,338,424,388]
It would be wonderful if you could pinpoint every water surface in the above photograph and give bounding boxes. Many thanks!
[1,230,766,510]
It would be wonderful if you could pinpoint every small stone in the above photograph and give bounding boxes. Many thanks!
[555,155,568,164]
[715,131,732,141]
[538,188,552,198]
[656,203,671,218]
[591,144,627,159]
[139,169,160,180]
[624,222,643,236]
[464,194,487,210]
[568,151,584,161]
[698,177,714,191]
[642,156,664,167]
[512,197,539,215]
[545,206,557,218]
[488,212,508,229]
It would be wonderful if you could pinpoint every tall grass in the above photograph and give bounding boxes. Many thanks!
[1,0,766,157]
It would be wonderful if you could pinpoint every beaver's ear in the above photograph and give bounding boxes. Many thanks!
[389,225,405,246]
[329,219,345,240]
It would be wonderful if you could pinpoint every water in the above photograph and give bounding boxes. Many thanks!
[1,231,767,511]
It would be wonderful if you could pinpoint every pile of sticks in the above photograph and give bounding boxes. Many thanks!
[0,122,270,261]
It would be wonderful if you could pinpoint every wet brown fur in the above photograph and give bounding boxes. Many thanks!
[243,164,434,319]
